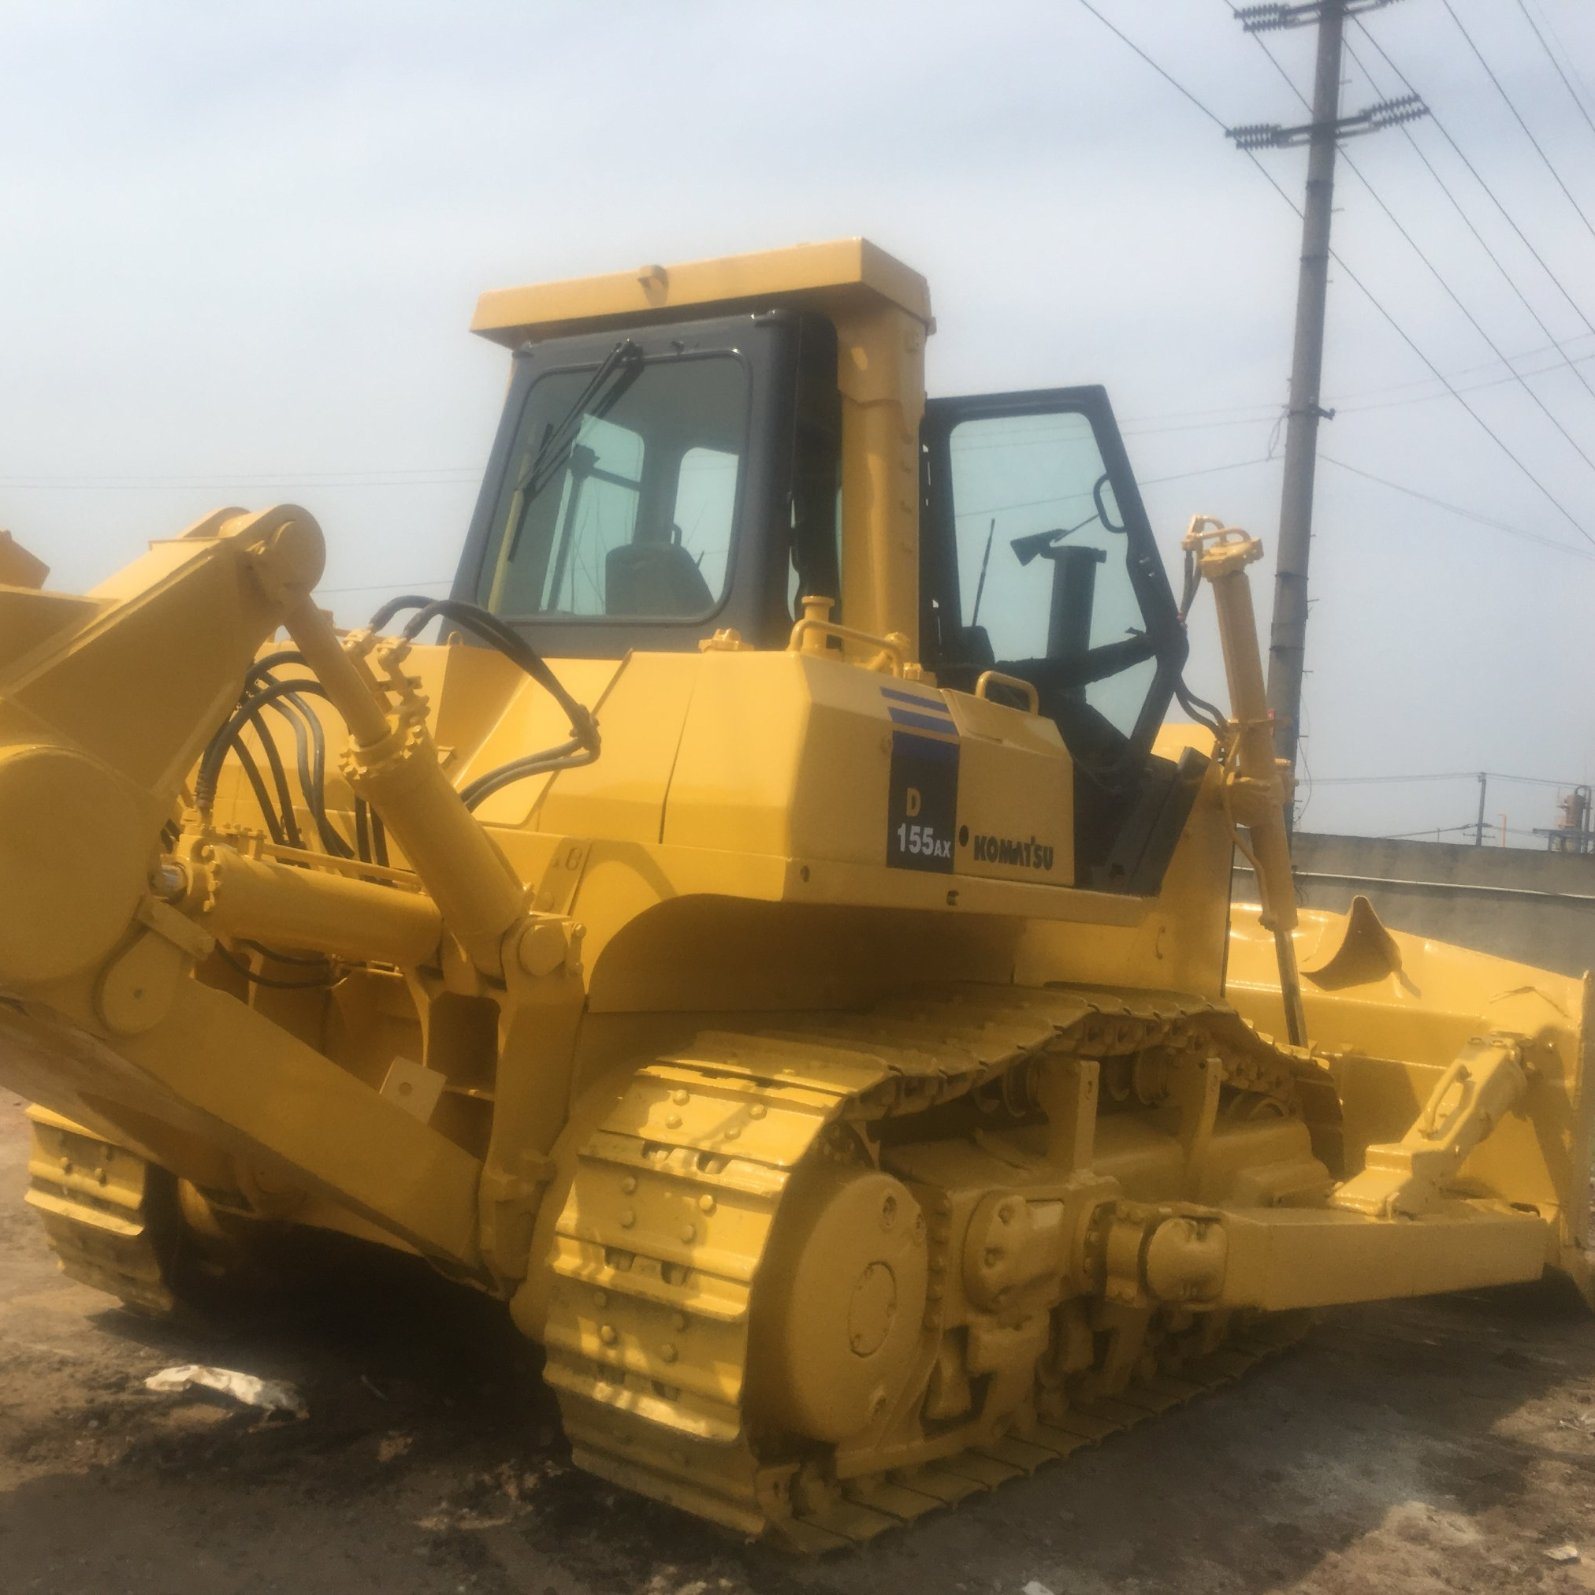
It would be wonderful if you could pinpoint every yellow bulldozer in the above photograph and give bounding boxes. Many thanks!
[0,240,1587,1549]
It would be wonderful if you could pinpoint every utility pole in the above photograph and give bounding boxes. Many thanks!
[1474,771,1487,847]
[1227,2,1426,822]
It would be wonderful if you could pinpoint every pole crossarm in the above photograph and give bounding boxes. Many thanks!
[1228,93,1427,148]
[1236,0,1393,30]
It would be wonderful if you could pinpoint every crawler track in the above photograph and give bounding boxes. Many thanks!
[543,983,1326,1547]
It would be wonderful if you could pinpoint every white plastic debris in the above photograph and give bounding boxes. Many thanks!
[144,1364,307,1419]
[1545,1544,1581,1564]
[1023,1582,1058,1595]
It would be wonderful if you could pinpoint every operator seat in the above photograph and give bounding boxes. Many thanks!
[605,541,714,618]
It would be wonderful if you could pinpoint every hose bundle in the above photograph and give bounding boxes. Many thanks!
[193,656,386,865]
[367,596,600,810]
[194,597,597,856]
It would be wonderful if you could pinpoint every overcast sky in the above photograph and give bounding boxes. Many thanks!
[4,1,1593,841]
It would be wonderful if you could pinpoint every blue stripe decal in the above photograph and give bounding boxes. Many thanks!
[893,730,959,763]
[880,686,952,716]
[888,708,961,736]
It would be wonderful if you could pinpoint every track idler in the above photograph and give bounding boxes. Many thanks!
[748,1164,929,1442]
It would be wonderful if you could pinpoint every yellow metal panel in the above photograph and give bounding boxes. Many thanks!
[1014,764,1235,997]
[945,689,1074,886]
[531,654,698,842]
[1218,1202,1547,1310]
[472,238,932,346]
[664,650,832,858]
[0,974,483,1269]
[662,650,1082,886]
[452,656,622,827]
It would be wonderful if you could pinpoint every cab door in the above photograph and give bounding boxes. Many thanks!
[920,386,1196,890]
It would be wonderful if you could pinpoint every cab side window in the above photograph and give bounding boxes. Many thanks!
[946,408,1156,740]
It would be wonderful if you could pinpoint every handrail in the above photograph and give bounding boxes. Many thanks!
[973,670,1039,715]
[787,596,910,676]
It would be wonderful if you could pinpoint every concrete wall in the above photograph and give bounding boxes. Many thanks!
[1234,833,1595,980]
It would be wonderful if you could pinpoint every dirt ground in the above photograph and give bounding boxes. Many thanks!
[1,1096,1592,1595]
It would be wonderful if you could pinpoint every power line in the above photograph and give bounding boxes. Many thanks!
[1141,456,1274,486]
[1074,0,1594,544]
[1122,338,1595,434]
[1305,208,1592,539]
[1313,770,1586,787]
[1523,0,1595,128]
[959,454,1273,518]
[1241,16,1595,467]
[1343,33,1595,409]
[1335,330,1595,402]
[1334,150,1595,477]
[1336,347,1595,416]
[1073,0,1309,225]
[1119,331,1595,431]
[1440,0,1595,253]
[0,465,480,483]
[1513,0,1595,147]
[0,470,481,491]
[1123,414,1275,439]
[1121,398,1281,425]
[1074,0,1235,136]
[1374,822,1475,838]
[1319,453,1595,563]
[1353,18,1595,342]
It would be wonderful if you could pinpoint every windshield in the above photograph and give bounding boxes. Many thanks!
[477,352,749,621]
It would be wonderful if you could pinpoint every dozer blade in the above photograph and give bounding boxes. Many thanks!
[1227,897,1594,1305]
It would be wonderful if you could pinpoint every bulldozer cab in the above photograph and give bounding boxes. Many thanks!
[459,244,1192,893]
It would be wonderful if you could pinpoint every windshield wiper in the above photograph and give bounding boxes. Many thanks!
[504,338,644,561]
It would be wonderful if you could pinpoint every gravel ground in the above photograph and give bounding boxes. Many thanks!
[2,1092,1593,1595]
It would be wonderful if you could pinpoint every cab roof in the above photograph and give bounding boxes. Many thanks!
[471,237,933,347]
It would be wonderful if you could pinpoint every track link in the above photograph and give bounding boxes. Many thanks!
[25,1107,179,1316]
[544,982,1325,1546]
